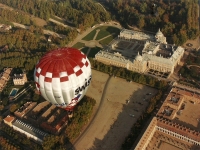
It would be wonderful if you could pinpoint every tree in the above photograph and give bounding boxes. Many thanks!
[137,16,145,29]
[163,14,169,23]
[29,25,35,33]
[140,2,147,13]
[9,104,18,112]
[0,105,4,111]
[2,97,8,106]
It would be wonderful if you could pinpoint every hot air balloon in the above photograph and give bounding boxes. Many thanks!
[34,47,92,111]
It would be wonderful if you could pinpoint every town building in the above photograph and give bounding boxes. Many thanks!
[135,83,200,150]
[95,29,184,78]
[13,73,27,85]
[12,119,48,143]
[0,68,12,91]
[12,68,27,85]
[3,115,16,127]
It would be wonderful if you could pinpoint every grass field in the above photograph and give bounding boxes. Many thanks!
[82,26,120,41]
[99,36,115,45]
[81,47,90,55]
[72,42,85,49]
[82,30,97,41]
[95,26,120,40]
[88,47,102,58]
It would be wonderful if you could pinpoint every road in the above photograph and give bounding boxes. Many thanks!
[49,18,73,29]
[12,84,32,101]
[73,75,112,148]
[12,22,66,38]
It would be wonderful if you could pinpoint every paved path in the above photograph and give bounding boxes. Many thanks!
[97,33,115,42]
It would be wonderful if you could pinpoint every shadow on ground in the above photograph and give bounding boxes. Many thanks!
[87,85,157,150]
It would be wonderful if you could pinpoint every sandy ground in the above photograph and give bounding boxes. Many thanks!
[75,70,158,150]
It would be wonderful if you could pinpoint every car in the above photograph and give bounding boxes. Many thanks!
[129,114,135,117]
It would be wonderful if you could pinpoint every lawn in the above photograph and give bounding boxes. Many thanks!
[72,42,85,49]
[80,47,101,58]
[81,47,90,55]
[95,26,120,40]
[99,36,114,45]
[82,26,120,41]
[82,30,97,41]
[88,47,102,58]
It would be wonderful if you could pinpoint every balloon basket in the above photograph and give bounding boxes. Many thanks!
[67,110,73,118]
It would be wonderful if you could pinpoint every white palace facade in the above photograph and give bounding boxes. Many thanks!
[95,29,184,77]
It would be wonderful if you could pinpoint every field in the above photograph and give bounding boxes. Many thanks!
[88,47,101,58]
[81,47,89,55]
[72,42,85,49]
[82,30,97,41]
[75,70,158,150]
[82,26,120,41]
[95,26,120,40]
[99,36,114,45]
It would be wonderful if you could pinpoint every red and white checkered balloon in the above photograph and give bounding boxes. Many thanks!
[34,47,92,110]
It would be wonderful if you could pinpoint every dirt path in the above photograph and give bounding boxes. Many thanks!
[74,75,111,146]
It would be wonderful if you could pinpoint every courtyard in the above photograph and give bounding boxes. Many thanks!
[75,70,158,150]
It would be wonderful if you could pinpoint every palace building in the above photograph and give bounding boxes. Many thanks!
[95,29,184,78]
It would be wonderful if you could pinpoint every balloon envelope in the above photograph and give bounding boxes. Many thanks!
[34,47,92,110]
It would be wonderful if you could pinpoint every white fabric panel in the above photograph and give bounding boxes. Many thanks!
[52,78,61,90]
[68,74,79,88]
[45,72,52,78]
[81,58,87,64]
[40,88,49,101]
[44,82,57,104]
[60,82,73,103]
[73,66,80,72]
[59,72,68,77]
[37,67,41,73]
[38,75,45,88]
[52,78,64,104]
[53,91,64,104]
[62,89,73,105]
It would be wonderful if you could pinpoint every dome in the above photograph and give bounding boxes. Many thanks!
[155,28,163,37]
[135,52,142,61]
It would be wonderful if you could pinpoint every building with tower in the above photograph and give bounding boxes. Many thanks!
[95,29,184,78]
[12,68,27,85]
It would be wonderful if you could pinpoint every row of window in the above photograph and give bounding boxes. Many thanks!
[16,119,48,136]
